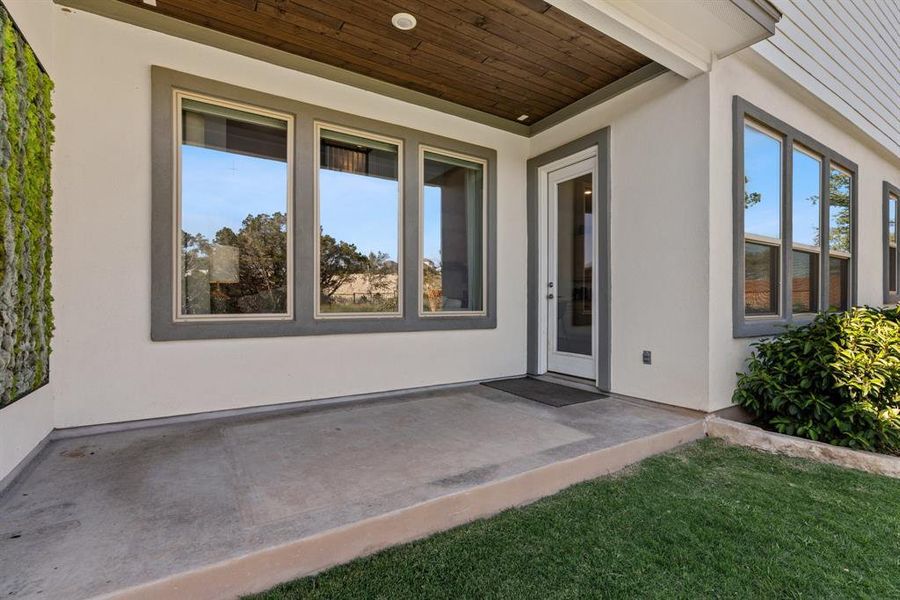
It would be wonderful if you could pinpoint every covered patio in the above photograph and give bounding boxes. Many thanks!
[0,382,702,599]
[0,1,785,599]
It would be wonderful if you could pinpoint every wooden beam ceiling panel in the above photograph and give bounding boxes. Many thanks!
[116,0,655,124]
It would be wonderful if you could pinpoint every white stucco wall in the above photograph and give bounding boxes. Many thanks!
[707,50,900,411]
[47,6,532,428]
[0,1,57,483]
[531,73,712,411]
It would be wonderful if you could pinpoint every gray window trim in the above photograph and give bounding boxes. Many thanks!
[884,181,900,305]
[525,129,611,391]
[733,96,858,338]
[151,66,496,341]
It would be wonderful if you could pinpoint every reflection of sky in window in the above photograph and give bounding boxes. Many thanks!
[319,170,399,259]
[792,149,820,247]
[829,167,851,252]
[181,145,287,239]
[890,197,897,244]
[423,185,442,263]
[744,125,781,239]
[183,146,450,260]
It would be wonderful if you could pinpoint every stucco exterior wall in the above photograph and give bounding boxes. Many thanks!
[531,73,712,411]
[48,6,532,429]
[707,50,900,411]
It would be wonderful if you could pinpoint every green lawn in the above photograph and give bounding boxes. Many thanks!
[246,439,900,600]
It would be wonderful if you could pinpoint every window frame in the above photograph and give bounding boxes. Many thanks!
[884,181,900,304]
[733,97,858,338]
[418,145,489,318]
[151,67,497,341]
[789,142,823,317]
[314,122,405,320]
[741,118,785,320]
[173,90,295,323]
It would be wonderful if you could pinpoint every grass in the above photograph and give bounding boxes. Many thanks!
[245,439,900,599]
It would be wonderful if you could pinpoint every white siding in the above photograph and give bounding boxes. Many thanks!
[753,0,900,156]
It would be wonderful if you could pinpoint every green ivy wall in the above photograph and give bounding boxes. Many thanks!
[0,5,53,408]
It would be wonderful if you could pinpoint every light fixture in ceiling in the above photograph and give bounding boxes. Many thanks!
[391,13,417,31]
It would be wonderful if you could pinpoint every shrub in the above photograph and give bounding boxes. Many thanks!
[733,306,900,454]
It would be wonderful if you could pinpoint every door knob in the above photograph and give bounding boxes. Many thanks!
[548,293,555,299]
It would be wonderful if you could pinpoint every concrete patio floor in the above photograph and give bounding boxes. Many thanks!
[0,383,704,599]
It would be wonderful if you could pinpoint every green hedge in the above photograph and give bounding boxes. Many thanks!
[0,6,53,408]
[733,306,900,454]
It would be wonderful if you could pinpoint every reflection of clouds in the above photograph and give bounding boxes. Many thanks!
[181,145,288,239]
[320,170,400,260]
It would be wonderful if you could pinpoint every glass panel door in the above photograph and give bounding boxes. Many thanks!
[547,159,596,379]
[555,173,593,355]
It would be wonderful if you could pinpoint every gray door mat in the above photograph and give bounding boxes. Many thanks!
[482,377,609,407]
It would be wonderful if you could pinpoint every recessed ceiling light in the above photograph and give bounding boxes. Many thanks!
[392,13,417,31]
[517,114,529,122]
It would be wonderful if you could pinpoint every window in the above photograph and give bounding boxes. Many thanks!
[742,122,782,317]
[791,146,821,314]
[421,148,487,315]
[176,93,292,320]
[316,125,402,317]
[885,181,900,304]
[152,68,496,340]
[734,98,857,337]
[828,165,852,311]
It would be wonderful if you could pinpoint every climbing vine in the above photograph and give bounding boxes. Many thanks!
[0,5,53,408]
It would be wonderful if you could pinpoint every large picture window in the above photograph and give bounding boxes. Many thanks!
[316,125,402,317]
[176,93,292,320]
[885,181,900,304]
[152,68,496,340]
[420,148,486,315]
[733,97,857,338]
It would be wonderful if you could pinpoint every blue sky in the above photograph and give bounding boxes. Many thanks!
[319,169,400,260]
[181,145,287,239]
[182,144,444,260]
[423,186,442,263]
[745,127,821,244]
[792,149,821,246]
[744,126,781,238]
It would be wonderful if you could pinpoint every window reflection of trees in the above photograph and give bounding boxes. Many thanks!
[182,212,288,315]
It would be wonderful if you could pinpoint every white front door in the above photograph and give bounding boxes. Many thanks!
[546,157,597,379]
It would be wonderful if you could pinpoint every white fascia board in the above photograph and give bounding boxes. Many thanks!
[549,0,711,78]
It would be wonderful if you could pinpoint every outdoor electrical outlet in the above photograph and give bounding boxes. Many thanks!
[642,350,652,365]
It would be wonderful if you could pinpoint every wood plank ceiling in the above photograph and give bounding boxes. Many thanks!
[119,0,654,124]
